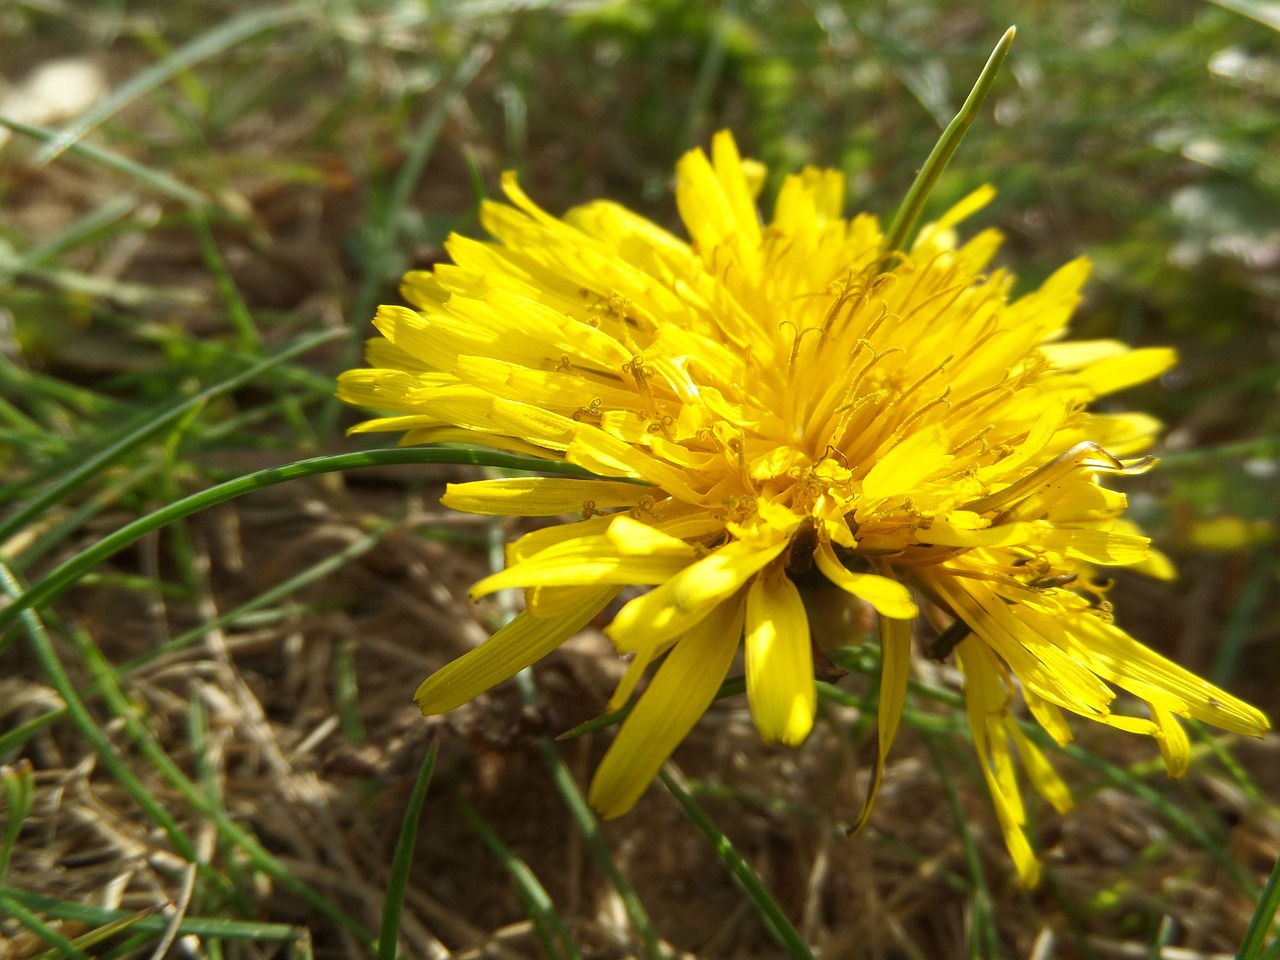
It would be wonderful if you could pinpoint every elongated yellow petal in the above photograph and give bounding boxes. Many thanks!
[607,536,788,653]
[958,638,1041,887]
[1039,339,1128,370]
[1023,691,1074,747]
[859,424,950,507]
[414,586,619,714]
[470,539,691,596]
[567,427,709,503]
[913,517,1033,548]
[1009,722,1073,815]
[848,614,914,835]
[931,574,1113,716]
[814,541,918,619]
[1076,347,1178,397]
[744,569,815,745]
[589,597,746,817]
[1066,615,1270,737]
[442,477,652,516]
[1150,704,1191,778]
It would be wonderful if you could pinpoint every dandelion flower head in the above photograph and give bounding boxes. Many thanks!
[338,132,1270,884]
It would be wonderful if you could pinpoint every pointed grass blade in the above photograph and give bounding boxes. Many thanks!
[32,6,309,165]
[377,743,438,960]
[0,885,303,940]
[0,446,616,637]
[1237,853,1280,960]
[659,767,814,960]
[0,891,91,960]
[459,796,582,960]
[884,26,1016,255]
[0,328,343,549]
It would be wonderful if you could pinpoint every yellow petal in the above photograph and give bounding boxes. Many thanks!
[913,517,1034,548]
[1034,526,1150,565]
[958,638,1042,887]
[848,614,913,835]
[744,569,815,745]
[441,477,653,516]
[711,130,763,255]
[1009,722,1073,815]
[859,424,950,507]
[605,515,695,555]
[470,533,692,596]
[814,541,918,620]
[1067,615,1270,737]
[415,586,619,714]
[1039,339,1129,370]
[1023,691,1074,747]
[607,536,788,653]
[589,596,746,817]
[1075,347,1177,397]
[567,427,708,503]
[932,574,1114,716]
[1150,704,1191,778]
[397,426,562,460]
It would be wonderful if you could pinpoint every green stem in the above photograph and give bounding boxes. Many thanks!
[376,744,438,960]
[884,26,1016,255]
[0,446,615,636]
[0,328,342,548]
[659,769,814,960]
[1237,853,1280,960]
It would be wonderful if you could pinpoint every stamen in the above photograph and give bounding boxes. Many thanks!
[961,441,1149,517]
[623,356,656,412]
[845,303,890,367]
[898,354,955,406]
[953,423,996,455]
[838,344,907,413]
[894,384,952,436]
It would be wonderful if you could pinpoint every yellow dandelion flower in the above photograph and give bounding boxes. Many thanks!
[337,131,1270,885]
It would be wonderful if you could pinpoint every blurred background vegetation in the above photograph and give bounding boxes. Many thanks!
[1,1,1278,957]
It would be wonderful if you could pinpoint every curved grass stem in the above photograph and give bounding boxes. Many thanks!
[884,26,1016,256]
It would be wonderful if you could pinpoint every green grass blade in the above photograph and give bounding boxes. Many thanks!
[0,446,621,636]
[0,886,302,940]
[190,210,266,352]
[377,743,438,960]
[32,902,167,959]
[6,462,162,574]
[55,612,372,940]
[32,5,310,165]
[922,734,999,959]
[1212,556,1274,684]
[516,670,666,959]
[0,562,236,907]
[1,562,371,938]
[659,768,814,960]
[0,117,210,208]
[0,523,392,759]
[681,4,733,150]
[1208,0,1280,31]
[0,193,140,281]
[0,759,35,881]
[0,327,342,547]
[0,890,91,960]
[884,26,1016,255]
[459,795,582,960]
[1238,854,1280,960]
